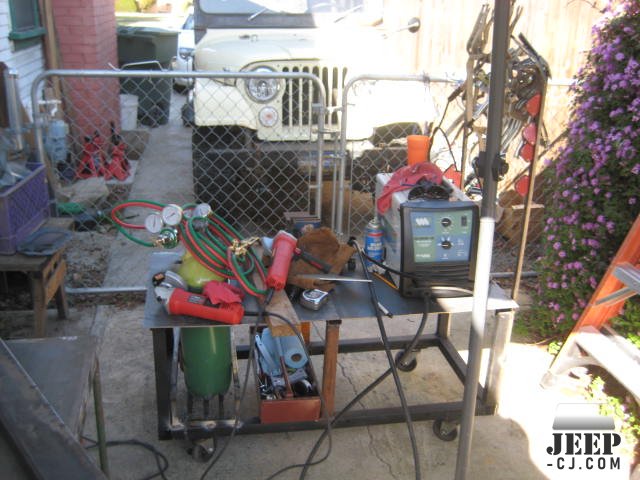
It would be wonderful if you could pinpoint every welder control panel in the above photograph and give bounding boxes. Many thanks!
[408,208,474,264]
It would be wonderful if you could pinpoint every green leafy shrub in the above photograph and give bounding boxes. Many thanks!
[530,0,640,337]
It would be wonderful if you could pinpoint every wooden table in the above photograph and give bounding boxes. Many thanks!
[0,217,73,337]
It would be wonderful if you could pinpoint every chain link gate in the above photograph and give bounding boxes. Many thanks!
[31,69,328,290]
[334,74,457,240]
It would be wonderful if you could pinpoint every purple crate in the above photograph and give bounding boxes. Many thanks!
[0,165,50,255]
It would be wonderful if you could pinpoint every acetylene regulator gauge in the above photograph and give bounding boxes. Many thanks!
[161,204,183,226]
[144,213,164,234]
[192,203,212,219]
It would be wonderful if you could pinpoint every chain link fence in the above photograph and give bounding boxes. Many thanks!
[31,70,329,289]
[21,69,573,290]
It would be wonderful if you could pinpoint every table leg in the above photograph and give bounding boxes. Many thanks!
[152,329,173,440]
[54,265,70,320]
[92,358,110,476]
[29,276,47,337]
[436,312,451,338]
[483,310,514,407]
[321,320,341,417]
[300,321,311,344]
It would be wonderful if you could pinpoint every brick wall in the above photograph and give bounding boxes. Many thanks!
[51,0,120,137]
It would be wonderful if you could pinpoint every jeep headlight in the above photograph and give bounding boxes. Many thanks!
[178,47,194,60]
[245,67,280,103]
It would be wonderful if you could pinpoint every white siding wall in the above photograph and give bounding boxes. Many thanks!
[0,0,45,118]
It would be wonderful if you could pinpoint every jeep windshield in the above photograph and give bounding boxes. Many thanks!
[196,0,383,29]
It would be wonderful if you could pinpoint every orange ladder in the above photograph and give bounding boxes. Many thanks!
[542,214,640,399]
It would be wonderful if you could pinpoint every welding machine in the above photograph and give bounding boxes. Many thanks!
[375,173,479,298]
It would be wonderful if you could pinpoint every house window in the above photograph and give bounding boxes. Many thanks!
[8,0,45,50]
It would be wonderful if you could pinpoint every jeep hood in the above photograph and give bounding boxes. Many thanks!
[195,27,394,72]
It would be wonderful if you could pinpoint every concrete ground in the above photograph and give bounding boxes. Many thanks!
[48,92,633,479]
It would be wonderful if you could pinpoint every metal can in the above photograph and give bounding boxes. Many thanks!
[364,217,383,271]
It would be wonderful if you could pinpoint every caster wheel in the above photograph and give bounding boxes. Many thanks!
[188,442,214,462]
[395,350,418,372]
[433,419,458,442]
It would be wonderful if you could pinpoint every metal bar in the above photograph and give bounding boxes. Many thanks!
[151,329,173,440]
[484,310,515,406]
[512,75,549,300]
[456,2,511,478]
[176,401,495,439]
[92,359,110,477]
[66,286,146,295]
[234,334,442,359]
[3,68,24,152]
[438,338,468,383]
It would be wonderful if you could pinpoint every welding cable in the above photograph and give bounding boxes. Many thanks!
[199,304,265,480]
[363,251,473,295]
[269,298,430,480]
[83,437,169,480]
[313,239,421,480]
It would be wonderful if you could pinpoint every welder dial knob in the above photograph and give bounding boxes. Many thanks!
[440,239,452,250]
[441,217,452,228]
[144,213,164,234]
[161,204,183,226]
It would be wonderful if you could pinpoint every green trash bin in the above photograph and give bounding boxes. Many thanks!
[117,27,178,127]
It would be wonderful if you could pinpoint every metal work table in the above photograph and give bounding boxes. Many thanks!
[144,251,517,440]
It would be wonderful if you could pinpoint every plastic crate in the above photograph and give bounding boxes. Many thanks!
[0,165,50,255]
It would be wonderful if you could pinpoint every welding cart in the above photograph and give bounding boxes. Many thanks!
[144,250,517,453]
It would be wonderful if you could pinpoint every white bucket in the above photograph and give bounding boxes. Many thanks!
[119,94,138,130]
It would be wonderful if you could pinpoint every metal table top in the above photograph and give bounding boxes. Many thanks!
[143,252,517,329]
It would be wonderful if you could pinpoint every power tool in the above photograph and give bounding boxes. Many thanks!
[154,282,244,325]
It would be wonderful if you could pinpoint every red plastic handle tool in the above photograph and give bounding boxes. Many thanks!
[167,288,244,325]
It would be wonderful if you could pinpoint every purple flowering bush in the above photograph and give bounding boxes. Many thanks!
[531,0,640,336]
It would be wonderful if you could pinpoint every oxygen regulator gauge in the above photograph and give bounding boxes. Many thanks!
[144,213,164,234]
[161,204,183,227]
[192,203,212,219]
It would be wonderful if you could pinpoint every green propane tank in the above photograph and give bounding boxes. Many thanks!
[181,326,232,398]
[178,251,233,398]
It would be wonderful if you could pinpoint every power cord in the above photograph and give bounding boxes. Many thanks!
[83,437,169,480]
[295,294,431,479]
[297,240,423,480]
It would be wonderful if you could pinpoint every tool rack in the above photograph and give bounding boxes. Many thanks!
[144,251,517,442]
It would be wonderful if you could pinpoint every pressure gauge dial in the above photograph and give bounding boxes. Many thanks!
[192,203,212,219]
[161,204,183,227]
[144,213,164,234]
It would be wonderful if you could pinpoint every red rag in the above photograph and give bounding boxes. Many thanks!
[203,281,245,305]
[376,162,444,214]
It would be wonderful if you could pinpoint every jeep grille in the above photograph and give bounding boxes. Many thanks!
[280,63,347,131]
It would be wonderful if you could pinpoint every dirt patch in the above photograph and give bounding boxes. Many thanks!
[65,230,115,288]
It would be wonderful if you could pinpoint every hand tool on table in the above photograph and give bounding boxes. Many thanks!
[262,235,334,274]
[295,273,372,283]
[154,284,244,325]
